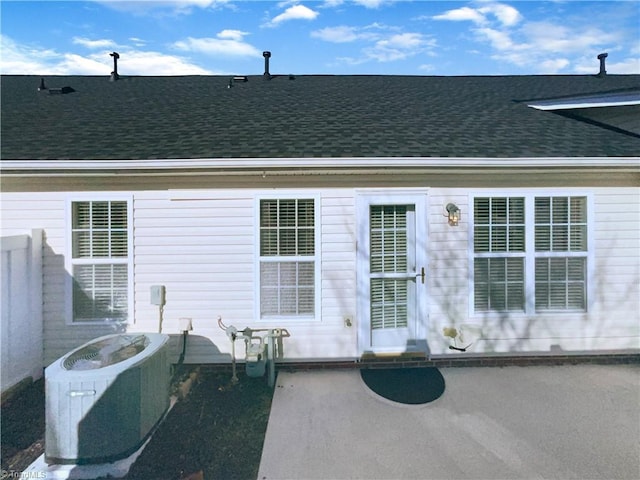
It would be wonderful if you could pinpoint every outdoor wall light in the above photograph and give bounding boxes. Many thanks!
[446,203,460,226]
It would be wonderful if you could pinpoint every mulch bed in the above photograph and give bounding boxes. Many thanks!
[1,368,273,480]
[1,378,45,476]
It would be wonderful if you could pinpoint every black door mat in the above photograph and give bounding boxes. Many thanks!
[360,367,445,405]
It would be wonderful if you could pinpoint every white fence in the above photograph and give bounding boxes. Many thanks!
[1,229,43,395]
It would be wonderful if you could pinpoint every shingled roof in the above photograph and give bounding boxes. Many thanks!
[1,74,639,160]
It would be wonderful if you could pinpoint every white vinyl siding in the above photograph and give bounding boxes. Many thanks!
[134,191,256,360]
[472,194,590,315]
[67,198,132,323]
[258,197,320,320]
[1,183,637,364]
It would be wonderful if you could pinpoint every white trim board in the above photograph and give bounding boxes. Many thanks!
[528,92,640,111]
[3,157,639,173]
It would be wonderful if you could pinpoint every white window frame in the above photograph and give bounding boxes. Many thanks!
[65,194,134,325]
[254,193,321,323]
[469,190,594,319]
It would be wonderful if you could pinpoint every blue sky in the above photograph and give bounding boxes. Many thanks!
[1,1,638,76]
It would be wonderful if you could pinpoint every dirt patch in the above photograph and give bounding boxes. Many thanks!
[1,368,274,480]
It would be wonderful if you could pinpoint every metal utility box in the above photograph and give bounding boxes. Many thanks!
[245,342,267,377]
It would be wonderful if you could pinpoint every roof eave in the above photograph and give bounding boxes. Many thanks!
[2,156,639,176]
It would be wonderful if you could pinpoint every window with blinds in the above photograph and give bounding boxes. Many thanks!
[70,200,130,322]
[472,195,589,314]
[474,197,525,312]
[259,199,317,318]
[534,197,587,310]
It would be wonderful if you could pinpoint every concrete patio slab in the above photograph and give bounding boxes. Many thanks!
[258,365,640,480]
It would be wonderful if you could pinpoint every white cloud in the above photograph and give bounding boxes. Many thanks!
[313,22,435,65]
[56,53,113,75]
[129,37,147,47]
[473,20,626,73]
[478,4,522,27]
[97,0,232,16]
[72,37,118,49]
[521,22,619,54]
[352,0,387,8]
[492,53,569,74]
[383,33,425,49]
[418,63,435,71]
[311,22,401,44]
[364,32,435,62]
[433,2,635,74]
[0,35,60,74]
[433,3,521,27]
[276,0,299,8]
[266,4,319,27]
[116,50,214,75]
[321,0,344,7]
[363,22,398,31]
[334,54,366,66]
[216,29,249,42]
[172,31,261,57]
[433,6,486,25]
[321,0,389,8]
[602,57,640,74]
[311,26,360,43]
[538,58,570,73]
[0,34,214,75]
[475,27,526,52]
[573,55,640,75]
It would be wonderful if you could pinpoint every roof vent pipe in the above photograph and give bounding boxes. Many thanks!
[263,51,271,80]
[597,52,608,77]
[110,51,120,81]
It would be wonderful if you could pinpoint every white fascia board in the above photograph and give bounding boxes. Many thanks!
[528,92,640,111]
[1,157,639,173]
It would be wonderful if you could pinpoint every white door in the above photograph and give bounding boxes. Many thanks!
[357,193,428,354]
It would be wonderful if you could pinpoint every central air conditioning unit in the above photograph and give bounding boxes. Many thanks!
[45,333,170,465]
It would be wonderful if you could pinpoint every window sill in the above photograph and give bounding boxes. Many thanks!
[471,310,587,320]
[258,315,318,324]
[68,320,129,326]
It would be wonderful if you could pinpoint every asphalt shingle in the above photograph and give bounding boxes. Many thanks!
[1,74,639,160]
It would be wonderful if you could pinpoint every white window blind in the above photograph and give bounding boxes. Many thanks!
[259,199,316,317]
[370,205,409,329]
[474,257,525,312]
[71,200,129,322]
[535,257,586,310]
[534,197,587,252]
[534,196,587,311]
[473,198,525,312]
[474,197,525,253]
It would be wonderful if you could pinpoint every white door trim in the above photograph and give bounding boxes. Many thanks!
[356,191,429,355]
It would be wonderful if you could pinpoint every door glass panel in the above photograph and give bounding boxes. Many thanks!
[370,205,407,274]
[369,205,412,331]
[371,279,408,329]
